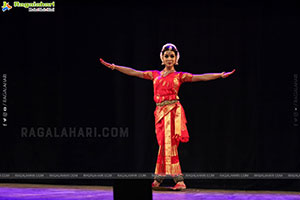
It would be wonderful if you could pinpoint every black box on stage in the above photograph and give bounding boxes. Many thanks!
[113,179,152,200]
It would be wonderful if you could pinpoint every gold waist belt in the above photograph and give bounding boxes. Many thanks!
[156,99,179,106]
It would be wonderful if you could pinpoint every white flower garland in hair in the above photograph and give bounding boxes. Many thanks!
[160,43,180,65]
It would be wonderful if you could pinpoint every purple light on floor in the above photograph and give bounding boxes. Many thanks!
[1,186,300,200]
[153,191,300,200]
[0,187,113,200]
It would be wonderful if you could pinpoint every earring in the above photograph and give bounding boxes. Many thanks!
[161,62,164,65]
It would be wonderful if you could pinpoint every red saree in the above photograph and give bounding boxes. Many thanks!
[143,70,193,176]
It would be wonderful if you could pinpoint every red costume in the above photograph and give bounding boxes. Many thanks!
[143,70,193,176]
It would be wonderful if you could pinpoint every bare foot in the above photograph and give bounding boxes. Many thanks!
[152,180,161,188]
[172,181,186,191]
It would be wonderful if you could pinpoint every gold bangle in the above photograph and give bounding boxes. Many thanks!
[221,72,225,78]
[111,64,116,70]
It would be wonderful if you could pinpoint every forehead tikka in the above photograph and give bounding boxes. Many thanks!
[165,50,175,55]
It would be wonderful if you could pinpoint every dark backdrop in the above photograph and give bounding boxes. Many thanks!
[1,1,300,190]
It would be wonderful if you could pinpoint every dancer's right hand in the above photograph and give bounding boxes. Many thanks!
[99,58,115,70]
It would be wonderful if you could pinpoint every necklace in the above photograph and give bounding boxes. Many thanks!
[161,69,175,77]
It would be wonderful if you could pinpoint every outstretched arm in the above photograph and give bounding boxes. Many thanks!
[99,58,144,79]
[191,69,235,82]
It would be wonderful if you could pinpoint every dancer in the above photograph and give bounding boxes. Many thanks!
[99,43,235,190]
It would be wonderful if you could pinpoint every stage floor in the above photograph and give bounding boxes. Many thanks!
[0,183,300,200]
